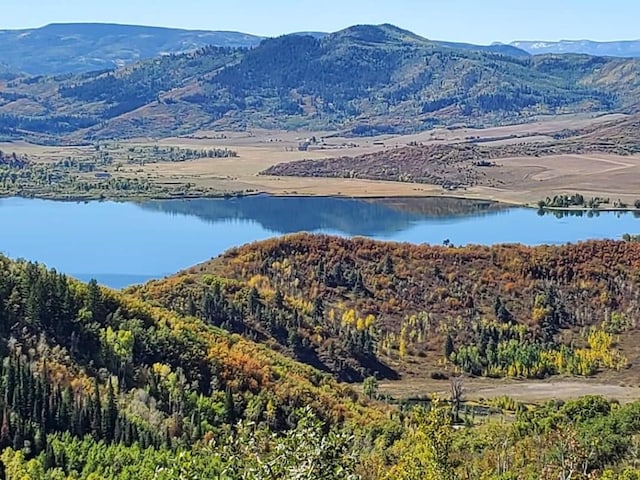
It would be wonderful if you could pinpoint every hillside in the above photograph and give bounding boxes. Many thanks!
[0,23,263,75]
[0,23,531,77]
[0,254,386,477]
[511,39,640,58]
[262,120,640,191]
[567,112,640,142]
[2,24,640,142]
[131,234,640,384]
[5,243,640,478]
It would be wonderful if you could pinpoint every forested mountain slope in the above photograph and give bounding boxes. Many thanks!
[0,254,384,477]
[2,24,640,142]
[132,234,640,383]
[4,244,640,478]
[0,23,532,76]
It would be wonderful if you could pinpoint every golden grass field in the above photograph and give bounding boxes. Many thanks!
[465,152,640,205]
[1,112,638,206]
[130,113,640,205]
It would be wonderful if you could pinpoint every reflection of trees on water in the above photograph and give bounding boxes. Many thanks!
[537,209,640,219]
[138,195,509,237]
[366,197,508,217]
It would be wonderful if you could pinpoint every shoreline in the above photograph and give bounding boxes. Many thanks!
[0,190,252,203]
[537,205,640,213]
[5,188,640,216]
[0,188,527,206]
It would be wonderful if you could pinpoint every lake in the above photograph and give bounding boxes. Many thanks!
[1,195,639,289]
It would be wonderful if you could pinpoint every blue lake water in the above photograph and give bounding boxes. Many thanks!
[0,195,638,289]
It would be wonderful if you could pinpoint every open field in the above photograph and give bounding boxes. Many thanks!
[143,113,640,204]
[375,317,640,405]
[375,322,640,404]
[464,153,640,205]
[1,112,639,203]
[377,378,640,404]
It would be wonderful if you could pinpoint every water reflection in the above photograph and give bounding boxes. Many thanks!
[537,209,640,219]
[138,195,508,236]
[0,196,639,289]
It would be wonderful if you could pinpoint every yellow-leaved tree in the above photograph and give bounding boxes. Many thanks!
[384,400,457,480]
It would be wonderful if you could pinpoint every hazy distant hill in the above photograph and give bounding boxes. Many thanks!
[510,39,640,58]
[0,23,264,74]
[1,24,639,141]
[292,31,530,57]
[0,23,532,76]
[438,40,529,57]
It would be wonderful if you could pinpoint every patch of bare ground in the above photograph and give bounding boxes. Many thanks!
[377,378,640,404]
[477,153,640,205]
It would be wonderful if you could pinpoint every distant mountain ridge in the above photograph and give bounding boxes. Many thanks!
[0,23,264,74]
[3,23,640,77]
[1,23,640,141]
[0,22,532,76]
[510,39,640,58]
[0,61,17,79]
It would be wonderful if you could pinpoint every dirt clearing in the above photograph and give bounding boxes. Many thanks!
[378,378,640,404]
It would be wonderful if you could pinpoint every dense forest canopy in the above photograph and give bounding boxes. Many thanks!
[0,254,388,476]
[1,237,640,478]
[131,235,640,384]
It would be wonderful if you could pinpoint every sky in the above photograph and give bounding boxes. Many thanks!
[2,0,638,44]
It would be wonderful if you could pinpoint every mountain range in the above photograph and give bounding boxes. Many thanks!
[0,22,530,76]
[1,23,639,78]
[510,39,640,58]
[1,23,640,141]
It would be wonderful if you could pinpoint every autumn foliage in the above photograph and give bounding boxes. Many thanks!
[134,234,638,380]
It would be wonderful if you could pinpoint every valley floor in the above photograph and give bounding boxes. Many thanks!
[3,112,640,206]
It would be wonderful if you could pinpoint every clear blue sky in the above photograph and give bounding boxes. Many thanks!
[3,0,638,44]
